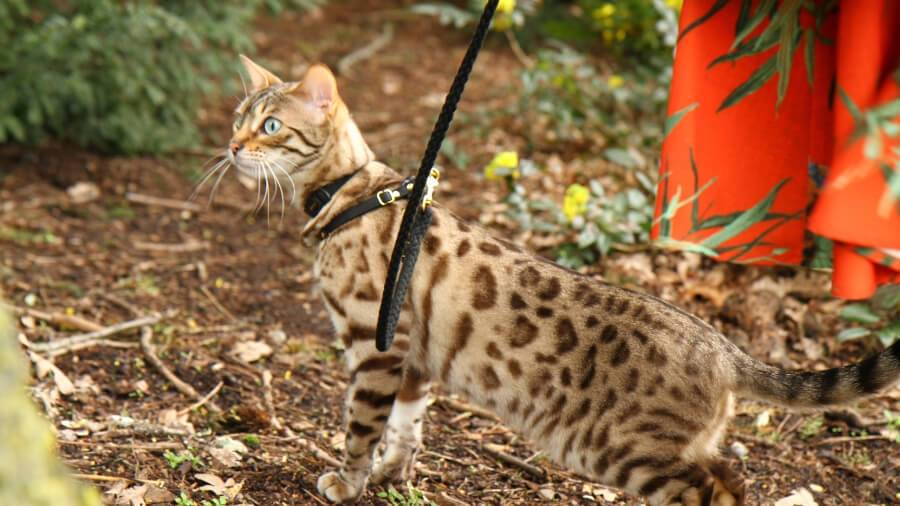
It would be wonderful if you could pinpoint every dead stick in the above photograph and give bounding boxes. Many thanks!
[482,444,546,480]
[292,437,341,468]
[262,370,294,437]
[60,440,182,451]
[337,23,394,75]
[812,435,893,446]
[140,326,221,414]
[200,286,238,322]
[177,381,223,416]
[134,241,209,253]
[126,192,204,212]
[437,396,499,422]
[27,313,165,353]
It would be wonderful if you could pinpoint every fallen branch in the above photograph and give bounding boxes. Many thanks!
[199,286,238,322]
[1,303,104,333]
[25,313,165,354]
[812,435,894,447]
[337,23,394,75]
[292,436,342,468]
[126,192,204,213]
[140,326,221,414]
[482,443,546,481]
[262,369,294,437]
[177,381,223,416]
[436,396,499,422]
[134,240,209,253]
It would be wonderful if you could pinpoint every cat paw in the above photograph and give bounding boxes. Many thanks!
[370,455,416,485]
[317,471,364,503]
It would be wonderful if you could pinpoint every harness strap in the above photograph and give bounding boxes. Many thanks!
[304,173,356,218]
[317,177,414,238]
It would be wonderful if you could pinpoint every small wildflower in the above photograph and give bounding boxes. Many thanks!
[214,277,225,288]
[186,318,198,330]
[607,75,624,89]
[488,0,516,30]
[484,151,520,181]
[563,184,590,222]
[666,0,684,11]
[65,307,75,316]
[496,0,516,14]
[592,3,616,21]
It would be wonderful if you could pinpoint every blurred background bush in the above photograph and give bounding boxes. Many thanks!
[0,0,323,154]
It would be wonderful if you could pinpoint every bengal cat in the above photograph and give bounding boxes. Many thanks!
[222,56,900,505]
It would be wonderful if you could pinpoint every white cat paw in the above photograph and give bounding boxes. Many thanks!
[317,471,364,503]
[370,454,416,485]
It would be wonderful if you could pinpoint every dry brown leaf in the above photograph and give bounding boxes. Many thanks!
[230,340,272,363]
[774,487,818,506]
[28,352,74,396]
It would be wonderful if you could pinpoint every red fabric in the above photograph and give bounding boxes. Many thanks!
[654,0,900,299]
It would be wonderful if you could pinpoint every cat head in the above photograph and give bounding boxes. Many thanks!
[227,55,372,211]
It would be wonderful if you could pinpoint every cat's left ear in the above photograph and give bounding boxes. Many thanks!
[239,54,282,93]
[292,64,339,114]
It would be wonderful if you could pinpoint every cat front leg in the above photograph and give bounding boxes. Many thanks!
[317,333,407,503]
[370,365,431,484]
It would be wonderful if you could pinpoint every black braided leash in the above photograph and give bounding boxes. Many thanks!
[375,0,500,352]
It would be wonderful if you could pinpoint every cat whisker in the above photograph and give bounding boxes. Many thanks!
[207,161,232,208]
[189,157,229,203]
[271,159,297,205]
[265,161,287,223]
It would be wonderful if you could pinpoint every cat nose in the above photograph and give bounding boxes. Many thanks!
[229,142,243,155]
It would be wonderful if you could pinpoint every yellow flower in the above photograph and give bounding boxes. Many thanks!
[489,0,516,31]
[496,0,516,14]
[615,28,626,41]
[607,74,624,89]
[666,0,683,11]
[484,151,520,181]
[592,3,616,21]
[563,184,590,222]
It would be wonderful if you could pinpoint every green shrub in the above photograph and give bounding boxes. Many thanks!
[0,0,322,154]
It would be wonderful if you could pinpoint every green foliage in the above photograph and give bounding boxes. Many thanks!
[837,285,900,348]
[164,449,204,470]
[0,0,322,154]
[376,484,436,506]
[798,415,824,439]
[515,44,669,158]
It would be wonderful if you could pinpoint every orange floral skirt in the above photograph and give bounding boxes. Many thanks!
[652,0,900,299]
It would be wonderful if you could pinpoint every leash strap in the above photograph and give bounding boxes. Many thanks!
[375,0,500,352]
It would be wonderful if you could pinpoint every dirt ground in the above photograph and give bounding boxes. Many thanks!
[1,1,898,505]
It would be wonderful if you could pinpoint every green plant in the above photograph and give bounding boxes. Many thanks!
[201,497,228,506]
[164,449,204,470]
[175,492,197,506]
[798,415,824,439]
[837,284,900,348]
[0,0,323,154]
[376,483,436,506]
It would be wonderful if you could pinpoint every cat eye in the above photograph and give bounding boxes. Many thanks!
[263,117,282,135]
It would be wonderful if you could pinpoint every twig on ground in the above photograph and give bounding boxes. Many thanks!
[262,370,295,437]
[505,30,534,68]
[96,292,142,317]
[133,240,209,253]
[177,381,224,416]
[200,285,238,322]
[436,396,499,422]
[482,443,547,481]
[71,473,162,485]
[1,303,104,332]
[290,436,342,468]
[24,313,166,354]
[337,23,394,75]
[812,435,893,446]
[100,423,192,439]
[126,192,204,213]
[59,440,182,451]
[140,326,221,414]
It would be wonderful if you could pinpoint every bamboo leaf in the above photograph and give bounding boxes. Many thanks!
[679,0,730,42]
[733,0,776,48]
[837,327,871,342]
[708,31,779,68]
[804,28,815,86]
[717,55,777,112]
[701,178,790,249]
[839,303,880,324]
[663,102,698,138]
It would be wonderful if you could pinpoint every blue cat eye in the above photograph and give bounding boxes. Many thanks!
[263,117,282,135]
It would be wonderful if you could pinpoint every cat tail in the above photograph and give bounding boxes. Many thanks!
[733,340,900,408]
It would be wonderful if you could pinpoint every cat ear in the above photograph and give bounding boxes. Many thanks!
[239,54,282,92]
[296,64,338,113]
